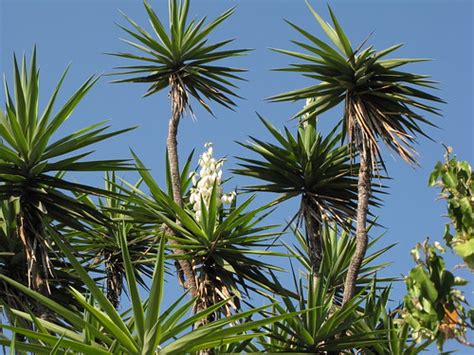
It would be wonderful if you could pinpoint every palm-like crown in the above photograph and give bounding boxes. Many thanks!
[112,0,249,113]
[269,2,443,166]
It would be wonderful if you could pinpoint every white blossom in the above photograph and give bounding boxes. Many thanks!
[433,241,445,253]
[410,247,420,263]
[189,143,235,222]
[454,276,467,285]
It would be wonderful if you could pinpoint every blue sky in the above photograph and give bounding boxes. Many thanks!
[1,0,473,349]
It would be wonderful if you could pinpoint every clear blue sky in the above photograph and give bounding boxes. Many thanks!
[1,0,473,349]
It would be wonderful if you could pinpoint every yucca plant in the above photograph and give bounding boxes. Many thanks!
[157,191,290,323]
[124,153,291,324]
[0,49,133,299]
[270,1,443,304]
[289,221,396,302]
[352,281,434,354]
[112,0,249,301]
[70,173,159,309]
[251,272,388,353]
[0,225,299,354]
[234,115,382,283]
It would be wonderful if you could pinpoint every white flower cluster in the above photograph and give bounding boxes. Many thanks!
[189,143,235,222]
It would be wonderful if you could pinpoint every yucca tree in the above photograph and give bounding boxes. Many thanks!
[249,226,414,354]
[235,222,420,354]
[0,49,134,298]
[252,272,388,353]
[112,0,249,301]
[70,173,159,309]
[234,115,381,283]
[125,153,291,324]
[269,1,443,304]
[289,221,396,303]
[0,225,299,354]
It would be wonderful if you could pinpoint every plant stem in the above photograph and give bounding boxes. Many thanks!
[16,208,49,319]
[105,255,123,309]
[342,143,371,305]
[304,197,322,286]
[167,76,199,298]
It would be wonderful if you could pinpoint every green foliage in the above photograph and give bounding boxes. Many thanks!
[1,2,470,353]
[269,1,443,166]
[0,48,134,300]
[0,200,85,316]
[353,281,434,354]
[0,48,134,229]
[402,239,472,349]
[402,152,474,350]
[0,200,27,313]
[429,149,474,268]
[289,222,396,299]
[112,0,249,112]
[0,228,299,354]
[127,153,292,313]
[70,173,161,307]
[254,274,385,353]
[235,115,367,228]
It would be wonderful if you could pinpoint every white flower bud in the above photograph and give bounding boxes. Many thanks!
[454,277,468,286]
[433,241,445,253]
[410,247,420,262]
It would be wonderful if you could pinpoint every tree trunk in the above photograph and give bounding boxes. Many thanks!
[342,144,371,305]
[194,270,219,355]
[194,271,217,326]
[16,208,50,319]
[105,256,123,309]
[304,196,322,286]
[167,76,199,298]
[166,77,214,355]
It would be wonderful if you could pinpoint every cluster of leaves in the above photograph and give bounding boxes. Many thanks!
[70,173,161,308]
[0,230,297,354]
[289,222,395,299]
[235,115,362,228]
[0,49,134,229]
[402,239,472,349]
[111,0,249,112]
[127,153,292,318]
[401,155,474,350]
[429,148,474,268]
[0,200,85,320]
[268,0,443,167]
[251,224,398,353]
